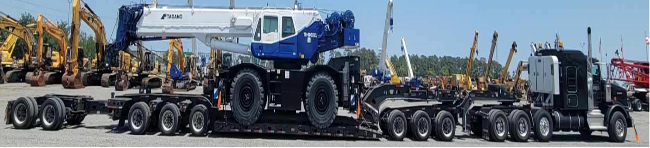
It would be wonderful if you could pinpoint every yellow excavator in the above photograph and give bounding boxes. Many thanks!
[25,14,67,86]
[63,0,111,89]
[1,11,36,83]
[162,39,197,94]
[1,34,20,84]
[114,41,162,91]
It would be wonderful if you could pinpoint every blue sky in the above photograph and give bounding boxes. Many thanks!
[0,0,648,72]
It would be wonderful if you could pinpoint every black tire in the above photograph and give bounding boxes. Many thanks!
[40,98,64,130]
[305,72,338,129]
[128,102,151,135]
[487,109,508,142]
[627,101,633,111]
[26,97,39,127]
[189,104,209,136]
[434,110,455,141]
[409,110,431,141]
[508,110,531,142]
[11,97,36,129]
[51,97,66,129]
[230,69,264,126]
[386,110,407,141]
[607,111,627,142]
[158,103,180,135]
[633,99,642,111]
[532,110,552,142]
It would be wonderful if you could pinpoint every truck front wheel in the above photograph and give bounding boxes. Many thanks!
[533,110,552,142]
[305,72,338,129]
[607,111,627,142]
[230,69,264,126]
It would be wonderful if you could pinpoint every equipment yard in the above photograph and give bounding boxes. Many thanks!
[1,83,647,147]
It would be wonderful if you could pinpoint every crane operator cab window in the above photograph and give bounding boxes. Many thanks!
[262,16,279,42]
[282,17,295,38]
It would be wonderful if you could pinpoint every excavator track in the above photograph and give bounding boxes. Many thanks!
[44,72,62,84]
[4,69,26,83]
[26,71,46,86]
[161,79,196,94]
[141,76,162,89]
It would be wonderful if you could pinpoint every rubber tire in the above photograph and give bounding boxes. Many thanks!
[128,102,151,135]
[386,110,407,141]
[533,110,552,142]
[11,97,36,129]
[508,110,531,142]
[158,103,180,135]
[305,72,338,129]
[627,101,633,111]
[189,104,209,136]
[26,97,39,127]
[434,110,455,141]
[230,69,264,126]
[607,111,627,142]
[633,99,642,111]
[40,98,64,130]
[409,110,431,141]
[51,97,67,129]
[487,110,508,142]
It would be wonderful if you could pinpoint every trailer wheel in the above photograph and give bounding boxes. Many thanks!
[230,68,264,126]
[627,101,633,111]
[434,110,455,141]
[159,103,180,135]
[26,97,39,127]
[607,111,627,142]
[386,110,407,141]
[487,110,507,142]
[305,72,338,129]
[633,99,642,111]
[128,102,151,135]
[409,110,431,141]
[508,110,530,142]
[40,98,64,130]
[51,97,67,129]
[11,97,36,129]
[533,110,552,142]
[189,104,209,136]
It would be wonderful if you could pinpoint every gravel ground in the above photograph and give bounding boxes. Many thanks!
[0,83,648,147]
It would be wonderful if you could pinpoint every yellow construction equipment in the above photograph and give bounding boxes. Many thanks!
[496,41,518,84]
[1,34,21,70]
[1,11,36,83]
[162,39,197,94]
[25,14,68,86]
[114,41,163,91]
[384,57,401,84]
[63,0,109,89]
[462,31,479,90]
[478,31,498,91]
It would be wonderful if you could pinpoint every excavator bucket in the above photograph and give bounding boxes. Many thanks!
[62,73,83,89]
[26,71,46,86]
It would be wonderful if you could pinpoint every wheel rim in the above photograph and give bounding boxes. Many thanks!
[131,109,144,130]
[161,110,174,131]
[615,119,625,138]
[192,111,204,132]
[539,117,550,136]
[628,102,632,110]
[315,87,330,114]
[496,117,506,137]
[518,117,529,137]
[393,117,405,136]
[417,117,429,136]
[239,85,253,112]
[13,103,27,124]
[635,101,642,110]
[43,105,56,126]
[442,117,454,137]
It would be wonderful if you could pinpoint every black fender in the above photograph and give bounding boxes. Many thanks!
[605,104,633,127]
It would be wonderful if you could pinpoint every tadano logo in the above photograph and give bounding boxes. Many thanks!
[161,14,183,20]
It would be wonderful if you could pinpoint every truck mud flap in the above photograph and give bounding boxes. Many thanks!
[5,101,13,125]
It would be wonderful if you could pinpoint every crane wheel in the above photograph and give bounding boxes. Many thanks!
[230,68,264,126]
[158,103,180,135]
[189,104,209,136]
[128,102,151,135]
[409,110,431,141]
[508,110,531,142]
[40,98,65,130]
[305,72,338,129]
[386,110,407,141]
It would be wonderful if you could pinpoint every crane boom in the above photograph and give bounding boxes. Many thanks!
[498,42,517,83]
[400,37,413,79]
[378,0,393,75]
[116,3,358,62]
[484,31,498,82]
[465,31,479,89]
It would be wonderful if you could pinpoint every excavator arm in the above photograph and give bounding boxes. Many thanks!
[1,34,19,66]
[77,0,107,69]
[167,39,185,78]
[33,14,68,70]
[0,12,35,68]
